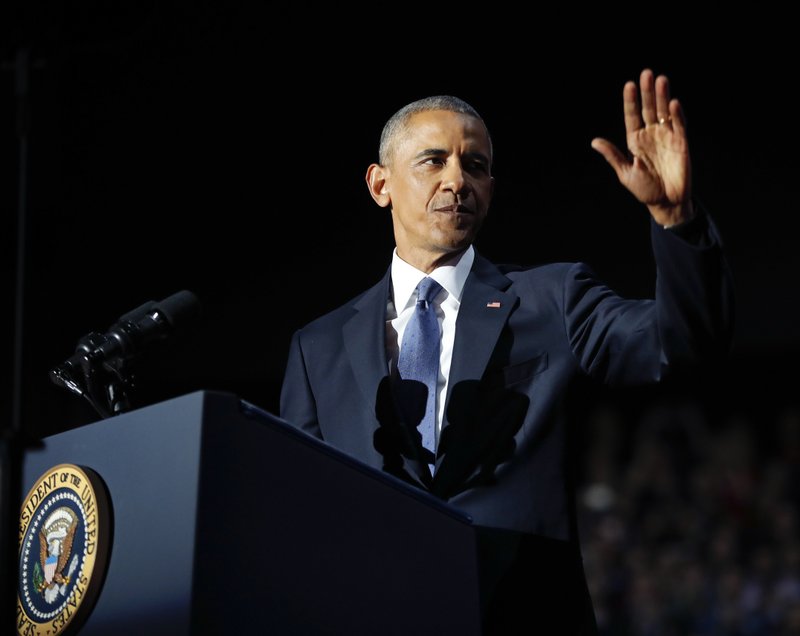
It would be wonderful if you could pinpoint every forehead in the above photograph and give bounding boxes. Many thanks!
[397,110,490,155]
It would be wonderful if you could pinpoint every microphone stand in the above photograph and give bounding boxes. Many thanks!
[49,332,135,419]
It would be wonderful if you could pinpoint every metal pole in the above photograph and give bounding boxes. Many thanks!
[1,45,33,635]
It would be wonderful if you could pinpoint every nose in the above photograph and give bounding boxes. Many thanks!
[439,159,470,195]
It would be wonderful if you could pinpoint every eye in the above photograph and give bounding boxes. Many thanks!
[466,160,489,174]
[422,157,446,166]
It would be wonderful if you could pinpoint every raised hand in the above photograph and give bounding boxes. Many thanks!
[591,68,693,227]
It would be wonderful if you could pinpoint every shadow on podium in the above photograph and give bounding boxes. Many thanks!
[19,390,493,635]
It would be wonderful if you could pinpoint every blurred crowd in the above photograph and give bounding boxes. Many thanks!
[578,397,800,635]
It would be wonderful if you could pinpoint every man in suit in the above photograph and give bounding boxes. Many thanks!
[280,68,734,634]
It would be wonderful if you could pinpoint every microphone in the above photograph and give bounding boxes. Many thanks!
[50,290,202,388]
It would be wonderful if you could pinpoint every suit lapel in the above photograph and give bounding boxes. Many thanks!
[342,270,432,490]
[435,254,517,483]
[342,272,391,412]
[444,256,515,394]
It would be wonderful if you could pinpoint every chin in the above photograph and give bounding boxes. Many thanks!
[438,237,473,253]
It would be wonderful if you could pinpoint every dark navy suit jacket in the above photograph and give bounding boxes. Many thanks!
[280,205,734,634]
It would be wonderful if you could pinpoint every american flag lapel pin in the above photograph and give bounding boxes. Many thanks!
[486,301,501,308]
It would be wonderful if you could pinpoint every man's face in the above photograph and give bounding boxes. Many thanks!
[377,110,494,269]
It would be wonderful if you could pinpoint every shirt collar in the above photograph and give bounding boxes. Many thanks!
[390,245,475,312]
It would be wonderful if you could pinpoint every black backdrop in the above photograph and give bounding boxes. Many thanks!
[3,5,798,439]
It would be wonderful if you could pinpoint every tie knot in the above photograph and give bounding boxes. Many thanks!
[416,277,442,305]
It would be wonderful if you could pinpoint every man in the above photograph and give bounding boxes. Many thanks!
[280,69,734,634]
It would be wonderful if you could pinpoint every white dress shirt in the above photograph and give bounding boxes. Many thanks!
[386,245,475,439]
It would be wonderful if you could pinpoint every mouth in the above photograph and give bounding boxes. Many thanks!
[434,203,474,215]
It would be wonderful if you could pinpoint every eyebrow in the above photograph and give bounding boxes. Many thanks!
[413,148,490,165]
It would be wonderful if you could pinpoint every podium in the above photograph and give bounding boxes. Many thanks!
[20,391,484,635]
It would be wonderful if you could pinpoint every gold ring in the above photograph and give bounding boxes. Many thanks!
[658,116,670,125]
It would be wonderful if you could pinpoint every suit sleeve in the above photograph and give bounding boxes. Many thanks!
[279,329,324,439]
[563,199,735,386]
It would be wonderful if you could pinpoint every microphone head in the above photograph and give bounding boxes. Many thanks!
[153,290,202,327]
[116,300,158,325]
[96,290,202,360]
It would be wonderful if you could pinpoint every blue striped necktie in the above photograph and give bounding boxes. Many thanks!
[396,277,443,475]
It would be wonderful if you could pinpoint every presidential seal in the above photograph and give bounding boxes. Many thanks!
[17,463,111,636]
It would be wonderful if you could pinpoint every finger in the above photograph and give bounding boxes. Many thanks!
[640,68,657,126]
[591,137,630,181]
[623,80,643,136]
[655,74,672,126]
[669,98,688,139]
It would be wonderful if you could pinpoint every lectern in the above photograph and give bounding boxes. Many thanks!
[19,391,483,635]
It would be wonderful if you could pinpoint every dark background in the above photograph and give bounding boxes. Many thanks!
[3,5,798,438]
[4,5,800,633]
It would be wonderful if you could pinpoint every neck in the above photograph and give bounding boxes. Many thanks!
[395,246,469,274]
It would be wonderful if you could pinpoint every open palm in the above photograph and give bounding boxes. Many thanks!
[592,68,693,227]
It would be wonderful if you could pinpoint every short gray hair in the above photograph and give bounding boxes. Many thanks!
[378,95,493,166]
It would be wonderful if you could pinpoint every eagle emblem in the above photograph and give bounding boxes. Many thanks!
[35,507,80,604]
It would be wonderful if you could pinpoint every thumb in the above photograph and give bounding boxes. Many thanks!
[591,138,629,181]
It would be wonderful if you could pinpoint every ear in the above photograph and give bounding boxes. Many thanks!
[365,163,391,208]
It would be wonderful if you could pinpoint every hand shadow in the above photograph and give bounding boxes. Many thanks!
[371,374,531,497]
[372,376,435,486]
[434,379,529,498]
